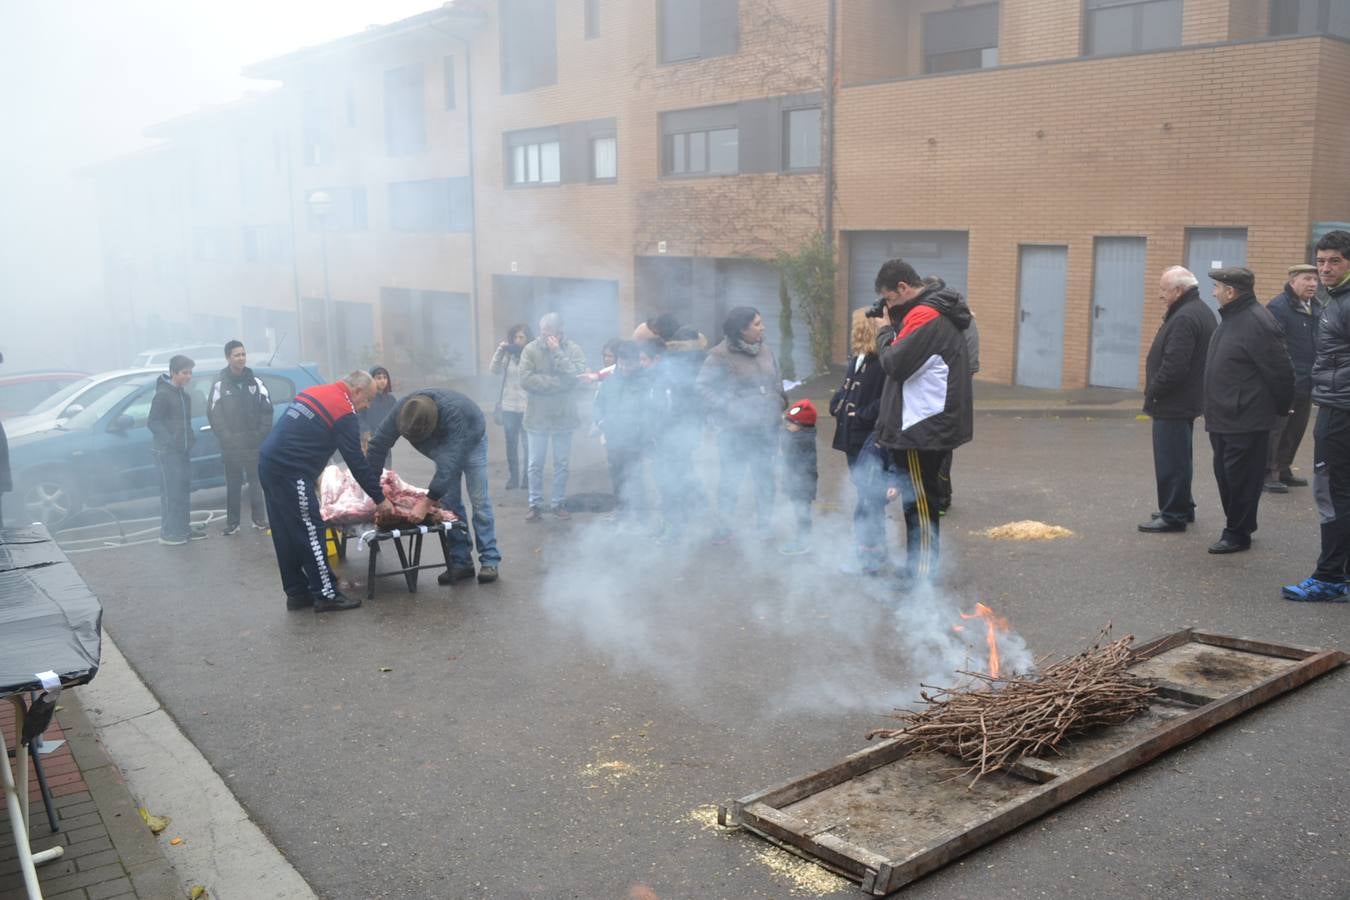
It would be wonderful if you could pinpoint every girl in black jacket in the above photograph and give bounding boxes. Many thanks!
[830,309,887,572]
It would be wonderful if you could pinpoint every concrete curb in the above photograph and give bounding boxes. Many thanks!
[76,632,317,900]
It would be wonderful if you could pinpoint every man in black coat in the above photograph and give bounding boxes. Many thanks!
[1262,264,1322,494]
[1140,267,1218,533]
[147,355,204,545]
[1202,267,1296,554]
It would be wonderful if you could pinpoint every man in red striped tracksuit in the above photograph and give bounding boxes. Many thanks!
[871,260,975,584]
[259,370,393,612]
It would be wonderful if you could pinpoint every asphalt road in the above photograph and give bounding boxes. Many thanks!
[62,414,1349,899]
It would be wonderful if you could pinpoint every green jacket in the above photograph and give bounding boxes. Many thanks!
[519,336,589,431]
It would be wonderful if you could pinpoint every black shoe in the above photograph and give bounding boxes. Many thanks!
[313,591,361,612]
[1263,481,1289,494]
[477,565,498,584]
[1281,475,1309,487]
[1152,510,1196,523]
[286,593,314,611]
[1207,538,1250,555]
[438,566,476,586]
[1138,519,1185,533]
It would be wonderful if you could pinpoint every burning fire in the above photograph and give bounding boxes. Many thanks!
[959,603,1010,678]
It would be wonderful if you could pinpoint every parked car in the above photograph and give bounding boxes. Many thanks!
[130,344,229,370]
[0,370,87,419]
[3,369,160,438]
[7,365,322,527]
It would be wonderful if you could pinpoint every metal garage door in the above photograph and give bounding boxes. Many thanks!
[847,231,970,314]
[1089,237,1147,389]
[1015,245,1068,389]
[717,259,809,378]
[1186,228,1248,314]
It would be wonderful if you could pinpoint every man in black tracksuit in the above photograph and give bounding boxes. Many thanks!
[1263,264,1322,493]
[1283,229,1350,602]
[872,259,974,582]
[259,372,392,612]
[208,341,273,534]
[1201,267,1295,554]
[1139,267,1217,532]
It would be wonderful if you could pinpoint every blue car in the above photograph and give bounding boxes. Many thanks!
[7,365,322,527]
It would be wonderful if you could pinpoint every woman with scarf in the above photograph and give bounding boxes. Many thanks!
[490,323,532,490]
[696,306,786,543]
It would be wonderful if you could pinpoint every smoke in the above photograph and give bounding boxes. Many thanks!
[534,423,1035,720]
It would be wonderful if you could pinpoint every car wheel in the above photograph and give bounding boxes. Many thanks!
[21,471,81,529]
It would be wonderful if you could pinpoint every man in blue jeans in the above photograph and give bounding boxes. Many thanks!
[367,388,501,584]
[518,312,588,520]
[147,355,207,545]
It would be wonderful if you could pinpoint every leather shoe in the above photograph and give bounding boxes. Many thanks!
[285,593,314,611]
[1281,475,1309,487]
[1263,481,1289,494]
[1152,510,1195,523]
[1207,538,1250,554]
[313,591,361,612]
[438,566,476,586]
[1138,519,1185,533]
[477,565,498,584]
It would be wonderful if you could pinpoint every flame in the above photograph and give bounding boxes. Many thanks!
[959,602,1009,678]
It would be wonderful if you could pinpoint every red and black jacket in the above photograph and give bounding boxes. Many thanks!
[259,382,385,502]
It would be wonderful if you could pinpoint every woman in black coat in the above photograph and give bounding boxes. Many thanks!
[830,308,887,572]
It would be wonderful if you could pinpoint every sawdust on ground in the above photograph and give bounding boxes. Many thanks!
[688,806,850,895]
[980,520,1074,540]
[580,759,638,782]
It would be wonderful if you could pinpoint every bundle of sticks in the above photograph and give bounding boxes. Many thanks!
[867,632,1157,787]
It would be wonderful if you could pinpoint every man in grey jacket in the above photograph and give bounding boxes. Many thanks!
[367,388,501,584]
[518,313,588,520]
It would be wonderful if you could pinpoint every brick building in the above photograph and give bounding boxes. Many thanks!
[94,0,1350,389]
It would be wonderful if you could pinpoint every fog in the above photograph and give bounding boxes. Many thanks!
[0,0,437,373]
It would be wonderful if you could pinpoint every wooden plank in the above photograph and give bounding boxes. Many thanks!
[1189,632,1325,661]
[743,737,921,811]
[1132,628,1193,659]
[1149,679,1218,707]
[1007,756,1066,784]
[737,803,881,879]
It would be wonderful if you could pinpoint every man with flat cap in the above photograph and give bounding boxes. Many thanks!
[1202,267,1295,554]
[1263,263,1322,494]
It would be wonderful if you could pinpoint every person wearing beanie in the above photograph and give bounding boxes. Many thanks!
[1262,264,1322,494]
[366,388,502,585]
[1201,266,1295,555]
[779,399,818,556]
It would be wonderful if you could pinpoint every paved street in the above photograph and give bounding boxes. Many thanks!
[59,411,1349,899]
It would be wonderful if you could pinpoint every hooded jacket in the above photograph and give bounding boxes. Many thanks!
[1202,291,1296,434]
[207,365,273,452]
[1143,286,1217,420]
[873,280,974,452]
[1309,274,1350,409]
[147,374,195,454]
[696,338,786,433]
[366,389,485,503]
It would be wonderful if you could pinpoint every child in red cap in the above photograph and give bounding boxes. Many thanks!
[780,399,819,555]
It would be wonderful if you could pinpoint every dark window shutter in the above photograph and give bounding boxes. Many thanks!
[735,98,777,173]
[700,0,740,58]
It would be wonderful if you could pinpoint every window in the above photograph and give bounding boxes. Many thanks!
[1270,0,1350,37]
[668,128,738,175]
[306,187,368,232]
[923,3,999,74]
[659,0,739,63]
[258,375,296,406]
[443,56,456,110]
[592,136,617,180]
[783,107,821,171]
[1084,0,1183,55]
[243,225,293,264]
[585,0,599,38]
[384,66,426,156]
[300,91,334,167]
[388,178,473,232]
[501,0,558,93]
[506,128,563,185]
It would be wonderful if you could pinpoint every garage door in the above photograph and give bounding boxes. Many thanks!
[847,231,970,314]
[1186,228,1247,315]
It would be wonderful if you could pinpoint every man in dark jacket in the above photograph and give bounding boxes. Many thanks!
[146,355,204,545]
[1202,267,1295,554]
[1263,264,1322,494]
[367,387,501,585]
[1139,266,1217,533]
[872,259,974,581]
[1283,230,1350,603]
[208,341,273,534]
[259,370,392,612]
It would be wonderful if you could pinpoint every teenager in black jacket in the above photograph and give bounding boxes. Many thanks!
[147,355,203,545]
[207,341,274,534]
[831,308,886,571]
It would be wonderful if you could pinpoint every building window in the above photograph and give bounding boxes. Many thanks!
[923,3,999,74]
[243,225,293,264]
[301,91,334,167]
[389,178,472,232]
[507,129,562,185]
[501,0,558,93]
[1270,0,1350,37]
[783,107,821,171]
[384,66,426,156]
[585,0,599,38]
[305,187,368,232]
[667,128,738,175]
[1084,0,1183,56]
[659,0,739,63]
[592,136,617,180]
[443,56,456,110]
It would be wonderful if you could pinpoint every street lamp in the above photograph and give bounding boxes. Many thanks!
[307,190,338,379]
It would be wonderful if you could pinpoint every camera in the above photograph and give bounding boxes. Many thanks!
[864,298,888,319]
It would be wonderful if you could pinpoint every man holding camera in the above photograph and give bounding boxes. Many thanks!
[870,259,975,583]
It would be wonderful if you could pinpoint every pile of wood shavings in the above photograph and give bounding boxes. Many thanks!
[753,847,851,895]
[867,632,1156,787]
[982,520,1074,540]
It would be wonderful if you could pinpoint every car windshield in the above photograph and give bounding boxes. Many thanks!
[63,382,147,430]
[27,377,97,415]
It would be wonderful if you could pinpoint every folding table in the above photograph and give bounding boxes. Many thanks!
[1,525,103,900]
[357,519,468,599]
